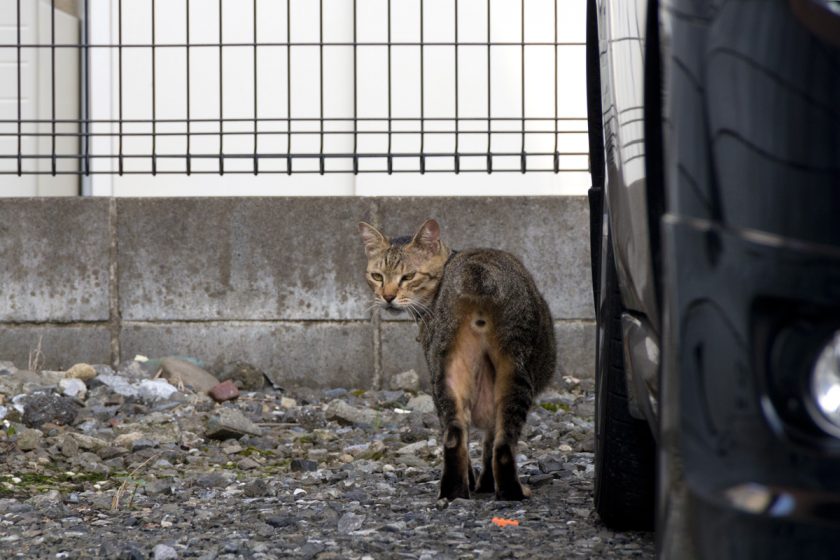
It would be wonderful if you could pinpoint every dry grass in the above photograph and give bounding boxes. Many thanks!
[27,335,44,373]
[111,452,161,511]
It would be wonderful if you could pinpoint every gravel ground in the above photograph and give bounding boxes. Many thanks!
[0,359,653,559]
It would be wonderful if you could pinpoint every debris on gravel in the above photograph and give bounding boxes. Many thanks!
[0,358,653,558]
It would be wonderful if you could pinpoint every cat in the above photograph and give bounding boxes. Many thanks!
[358,218,556,501]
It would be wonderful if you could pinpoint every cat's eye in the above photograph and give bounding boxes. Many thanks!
[370,272,383,282]
[401,272,416,283]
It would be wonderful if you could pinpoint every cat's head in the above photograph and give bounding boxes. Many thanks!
[357,219,450,316]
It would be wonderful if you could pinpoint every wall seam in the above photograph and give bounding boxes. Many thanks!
[108,198,121,368]
[370,197,382,389]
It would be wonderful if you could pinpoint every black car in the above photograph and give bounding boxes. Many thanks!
[587,0,840,556]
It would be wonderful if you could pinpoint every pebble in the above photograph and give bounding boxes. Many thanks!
[159,357,220,394]
[206,407,263,439]
[390,370,420,392]
[21,393,78,428]
[406,394,435,414]
[59,378,88,400]
[152,543,178,560]
[65,363,97,381]
[208,380,240,403]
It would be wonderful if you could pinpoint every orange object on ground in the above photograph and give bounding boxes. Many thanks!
[491,517,520,527]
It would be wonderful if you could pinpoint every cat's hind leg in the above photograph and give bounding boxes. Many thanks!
[491,355,532,501]
[474,429,496,493]
[437,399,471,501]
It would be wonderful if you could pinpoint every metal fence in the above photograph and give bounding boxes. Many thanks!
[1,0,588,176]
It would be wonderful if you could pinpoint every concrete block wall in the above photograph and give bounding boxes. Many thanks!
[0,197,594,388]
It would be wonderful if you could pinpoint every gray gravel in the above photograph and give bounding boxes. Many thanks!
[0,358,653,559]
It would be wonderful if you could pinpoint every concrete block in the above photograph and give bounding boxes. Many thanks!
[555,320,595,379]
[120,321,375,389]
[376,196,593,322]
[0,199,110,321]
[380,322,430,390]
[0,326,111,370]
[380,320,596,391]
[117,198,375,321]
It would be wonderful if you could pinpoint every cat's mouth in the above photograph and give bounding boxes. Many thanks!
[382,302,404,315]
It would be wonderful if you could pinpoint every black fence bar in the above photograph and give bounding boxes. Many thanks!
[419,0,425,175]
[185,0,190,175]
[386,0,392,175]
[253,0,258,175]
[118,0,123,175]
[352,0,358,175]
[16,0,21,176]
[520,0,526,174]
[82,0,90,176]
[50,1,55,176]
[286,0,291,175]
[454,0,459,175]
[218,0,224,175]
[1,0,587,176]
[151,0,157,176]
[486,0,492,174]
[318,0,324,175]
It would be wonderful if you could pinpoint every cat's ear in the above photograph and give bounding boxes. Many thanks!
[410,219,441,254]
[358,222,388,257]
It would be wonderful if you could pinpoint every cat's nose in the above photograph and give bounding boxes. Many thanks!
[383,294,396,303]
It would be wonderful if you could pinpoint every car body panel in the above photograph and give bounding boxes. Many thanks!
[658,0,840,550]
[596,0,660,333]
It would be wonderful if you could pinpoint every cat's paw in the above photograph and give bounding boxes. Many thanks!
[439,476,471,501]
[495,481,531,501]
[474,470,495,494]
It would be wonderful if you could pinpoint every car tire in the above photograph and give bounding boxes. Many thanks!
[594,225,657,531]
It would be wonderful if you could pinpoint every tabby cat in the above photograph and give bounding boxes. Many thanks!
[358,219,556,501]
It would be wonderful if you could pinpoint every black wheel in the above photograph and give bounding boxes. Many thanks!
[594,225,657,531]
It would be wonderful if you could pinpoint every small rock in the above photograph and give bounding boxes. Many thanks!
[114,432,145,447]
[237,457,261,470]
[152,543,178,560]
[59,378,87,400]
[243,478,271,497]
[324,400,379,426]
[396,441,428,455]
[69,433,107,451]
[59,434,80,458]
[137,379,179,402]
[208,380,240,403]
[206,408,263,440]
[323,388,348,399]
[280,397,298,409]
[65,363,97,381]
[217,361,266,391]
[406,394,435,414]
[97,374,140,398]
[131,438,158,452]
[290,458,318,472]
[21,393,79,428]
[390,370,420,392]
[337,512,365,533]
[159,357,220,394]
[194,472,232,488]
[15,428,43,451]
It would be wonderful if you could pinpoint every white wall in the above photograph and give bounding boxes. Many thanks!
[0,0,79,195]
[2,0,589,197]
